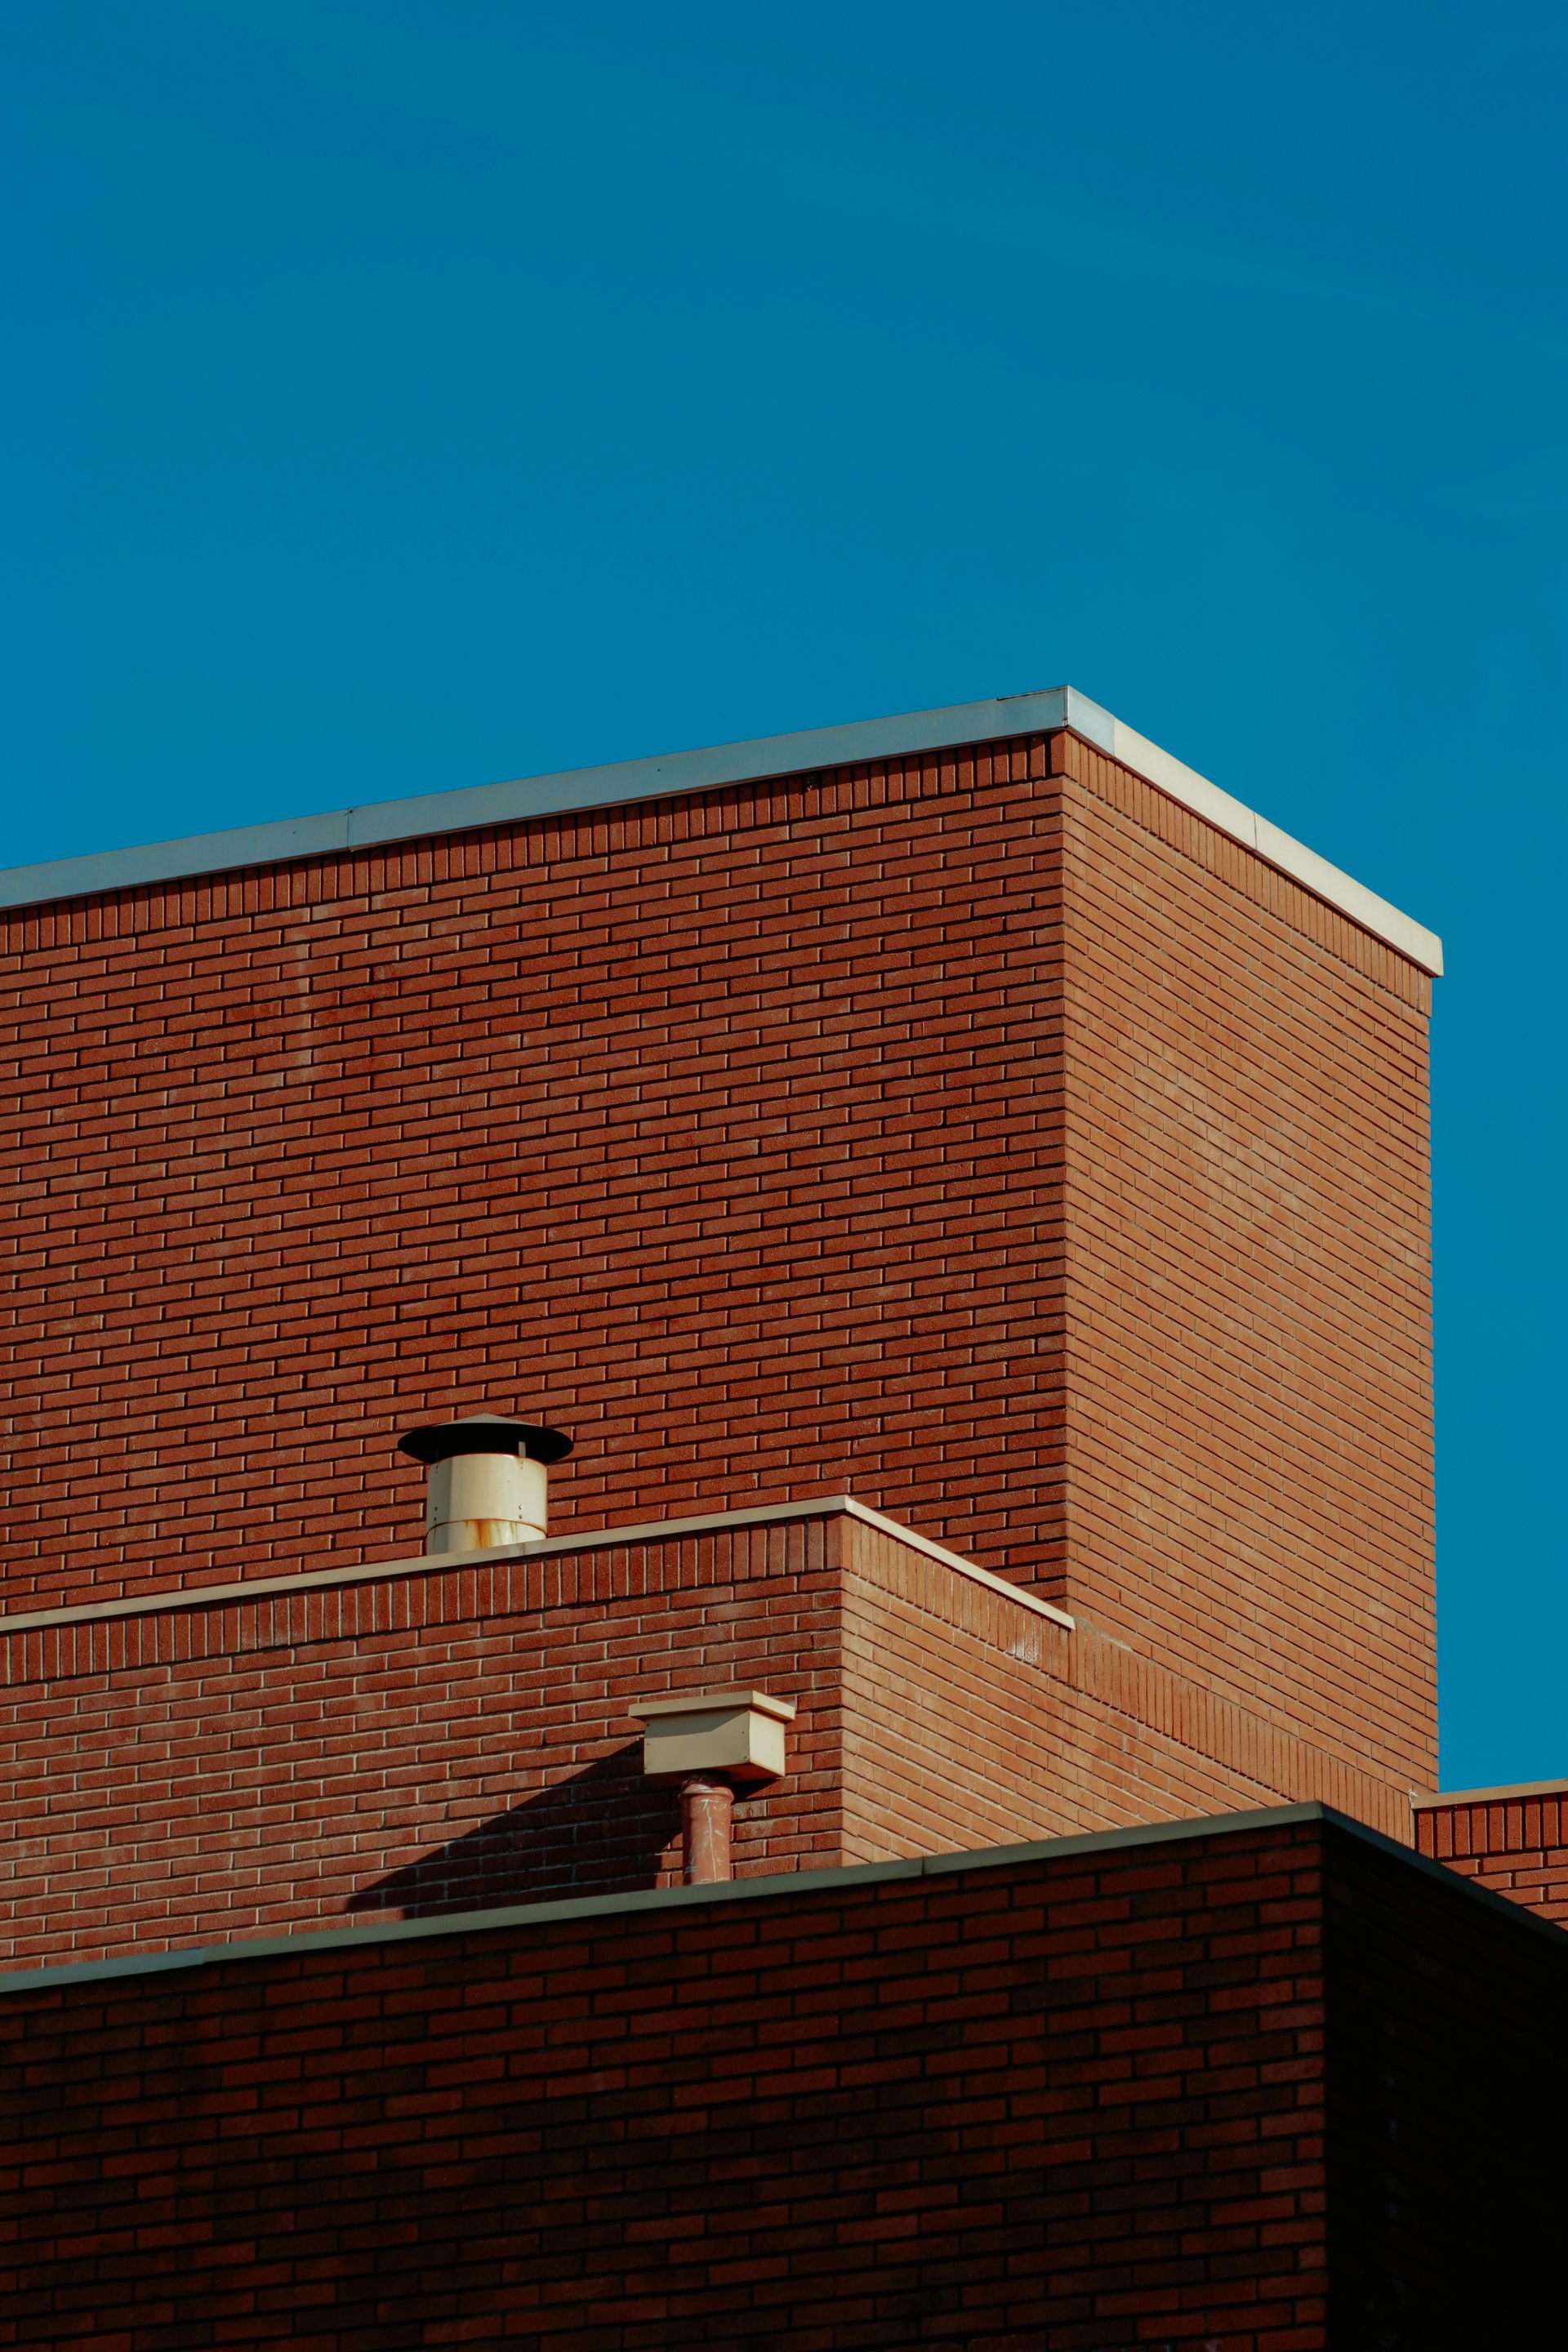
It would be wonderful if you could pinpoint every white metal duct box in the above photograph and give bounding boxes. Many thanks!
[633,1689,796,1783]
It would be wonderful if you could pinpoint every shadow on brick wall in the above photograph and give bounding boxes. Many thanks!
[347,1744,677,1919]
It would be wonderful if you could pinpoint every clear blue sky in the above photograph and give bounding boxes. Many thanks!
[2,3,1562,1788]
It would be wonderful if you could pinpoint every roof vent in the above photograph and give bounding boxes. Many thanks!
[397,1414,572,1555]
[631,1690,796,1883]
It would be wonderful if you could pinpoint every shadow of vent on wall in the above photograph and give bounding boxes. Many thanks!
[349,1745,678,1921]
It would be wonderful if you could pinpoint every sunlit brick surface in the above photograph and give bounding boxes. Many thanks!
[1055,733,1434,1785]
[1,739,1070,1609]
[0,722,1434,1789]
[1415,1788,1568,1923]
[2,1511,1410,1969]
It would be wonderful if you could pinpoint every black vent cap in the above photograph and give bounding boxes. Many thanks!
[398,1414,573,1467]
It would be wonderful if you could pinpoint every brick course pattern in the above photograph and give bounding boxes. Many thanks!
[2,1812,1561,2349]
[836,1517,1406,1868]
[1414,1786,1568,1922]
[1,1508,1410,1971]
[2,1819,1334,2349]
[0,724,1434,1780]
[3,1516,842,1967]
[1054,733,1433,1787]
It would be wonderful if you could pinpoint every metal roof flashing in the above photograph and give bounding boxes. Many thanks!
[5,1802,1566,1997]
[0,687,1443,973]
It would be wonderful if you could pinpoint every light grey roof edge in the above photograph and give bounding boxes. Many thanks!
[0,1490,1075,1641]
[0,684,1442,972]
[2,1803,1328,1993]
[5,1802,1563,1998]
[1412,1775,1568,1808]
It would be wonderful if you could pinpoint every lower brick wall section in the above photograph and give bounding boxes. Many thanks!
[2,1521,846,1966]
[1414,1784,1568,1922]
[4,1811,1562,2349]
[840,1521,1410,1863]
[2,1505,1414,1969]
[2,1816,1334,2350]
[1326,1821,1568,2341]
[843,1540,1284,1857]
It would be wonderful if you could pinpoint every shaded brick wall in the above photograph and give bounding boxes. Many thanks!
[1326,1820,1568,2341]
[1,722,1433,1785]
[1414,1785,1568,1923]
[3,1508,1410,1971]
[6,1815,1561,2349]
[0,1818,1334,2350]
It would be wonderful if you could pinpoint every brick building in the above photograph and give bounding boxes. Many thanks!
[1,687,1561,2344]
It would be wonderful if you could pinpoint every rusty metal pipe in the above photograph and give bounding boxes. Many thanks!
[679,1774,735,1883]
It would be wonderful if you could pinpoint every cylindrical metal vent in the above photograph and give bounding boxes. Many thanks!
[397,1414,572,1555]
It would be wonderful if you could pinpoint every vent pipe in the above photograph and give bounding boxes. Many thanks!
[632,1690,795,1884]
[678,1776,736,1884]
[398,1414,572,1554]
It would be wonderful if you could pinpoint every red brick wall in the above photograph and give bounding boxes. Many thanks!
[0,1817,1335,2349]
[0,737,1068,1613]
[840,1512,1408,1863]
[7,1815,1561,2348]
[3,1506,1411,1971]
[2,1517,843,1967]
[0,721,1434,1790]
[1414,1786,1568,1923]
[1057,734,1435,1789]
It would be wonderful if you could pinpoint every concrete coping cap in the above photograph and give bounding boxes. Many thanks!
[631,1689,799,1724]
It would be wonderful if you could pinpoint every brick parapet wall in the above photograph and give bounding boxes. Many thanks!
[1414,1785,1568,1923]
[840,1517,1410,1855]
[0,1816,1335,2349]
[4,1812,1561,2348]
[0,1513,840,1685]
[2,1505,1411,1971]
[2,1517,846,1966]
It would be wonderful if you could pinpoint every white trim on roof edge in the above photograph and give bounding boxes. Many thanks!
[1410,1777,1568,1808]
[0,686,1443,972]
[0,1494,1077,1639]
